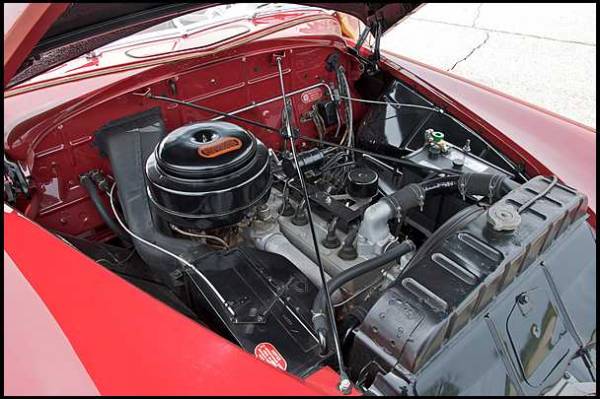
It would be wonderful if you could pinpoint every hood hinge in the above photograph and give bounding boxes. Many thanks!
[349,17,383,74]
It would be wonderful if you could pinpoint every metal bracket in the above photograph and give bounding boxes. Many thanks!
[271,51,286,65]
[280,126,299,140]
[132,87,151,97]
[4,155,29,201]
[516,292,533,317]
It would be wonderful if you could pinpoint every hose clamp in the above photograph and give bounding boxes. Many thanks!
[311,311,326,322]
[458,173,470,200]
[317,330,328,354]
[408,184,425,212]
[488,174,504,204]
[382,195,403,221]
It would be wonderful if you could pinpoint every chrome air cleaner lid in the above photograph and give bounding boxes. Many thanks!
[145,122,271,230]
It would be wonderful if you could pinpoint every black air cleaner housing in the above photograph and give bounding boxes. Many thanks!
[145,122,271,230]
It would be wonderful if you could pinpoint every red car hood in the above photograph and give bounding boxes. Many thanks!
[4,3,420,87]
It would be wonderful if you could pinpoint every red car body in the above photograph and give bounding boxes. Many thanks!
[4,3,596,395]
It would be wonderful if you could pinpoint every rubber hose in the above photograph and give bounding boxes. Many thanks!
[385,173,518,217]
[312,240,416,334]
[94,108,212,287]
[80,174,132,246]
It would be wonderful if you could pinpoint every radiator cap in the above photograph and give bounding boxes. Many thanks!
[487,204,521,231]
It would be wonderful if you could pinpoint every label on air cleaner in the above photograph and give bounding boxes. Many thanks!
[254,342,288,371]
[197,137,242,158]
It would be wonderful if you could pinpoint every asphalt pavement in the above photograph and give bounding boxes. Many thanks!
[382,3,596,128]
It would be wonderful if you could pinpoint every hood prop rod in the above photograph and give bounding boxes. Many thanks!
[275,55,352,395]
[133,90,278,133]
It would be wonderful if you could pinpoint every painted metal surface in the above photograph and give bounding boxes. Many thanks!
[3,204,354,395]
[3,7,362,394]
[410,219,596,395]
[3,3,69,87]
[3,2,595,395]
[5,38,365,237]
[5,3,419,86]
[5,8,335,93]
[4,248,100,395]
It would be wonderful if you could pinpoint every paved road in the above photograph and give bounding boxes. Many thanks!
[382,3,596,128]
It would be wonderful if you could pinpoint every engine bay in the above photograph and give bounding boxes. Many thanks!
[5,46,595,395]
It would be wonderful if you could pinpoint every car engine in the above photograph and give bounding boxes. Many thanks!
[10,62,595,395]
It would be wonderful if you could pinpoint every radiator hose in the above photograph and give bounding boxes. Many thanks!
[312,240,416,352]
[80,173,132,246]
[316,173,519,350]
[358,173,519,252]
[384,173,517,216]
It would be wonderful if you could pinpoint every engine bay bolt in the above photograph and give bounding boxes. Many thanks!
[452,157,465,169]
[463,138,471,153]
[322,217,341,248]
[338,378,353,395]
[257,203,272,221]
[338,225,359,260]
[428,144,441,159]
[291,201,309,226]
[518,293,529,305]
